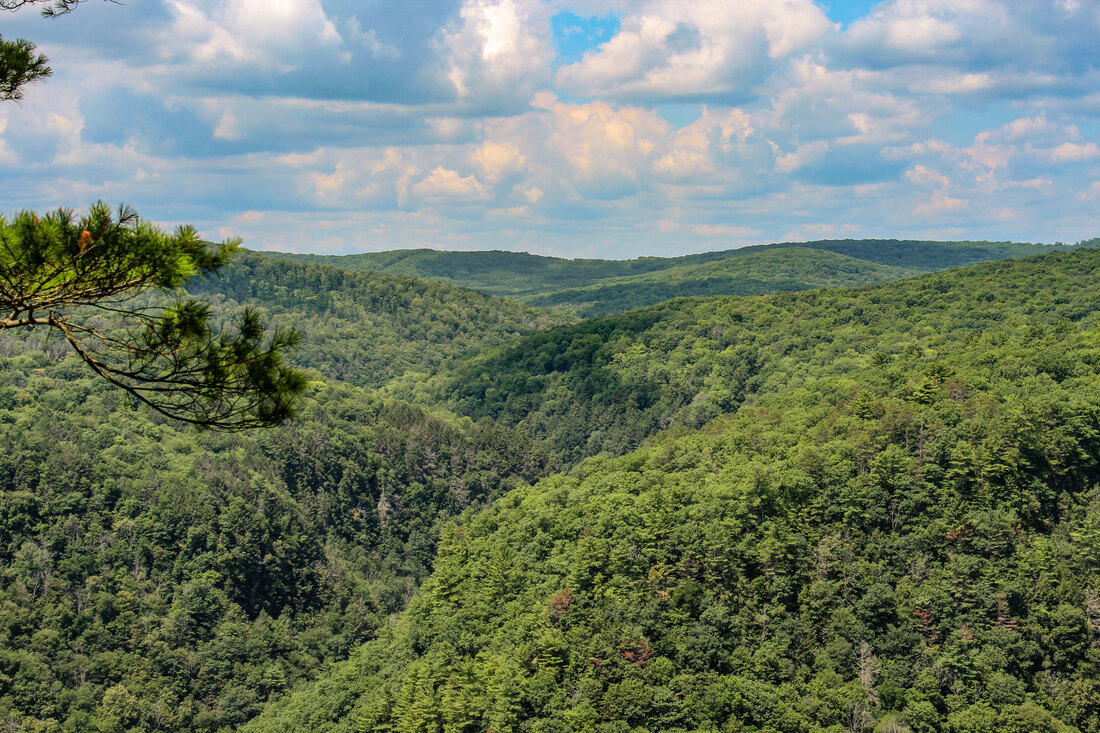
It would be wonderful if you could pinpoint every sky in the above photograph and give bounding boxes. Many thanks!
[1,0,1098,258]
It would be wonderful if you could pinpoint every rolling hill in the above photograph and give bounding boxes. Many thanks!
[247,247,1100,733]
[266,238,1081,316]
[6,244,1100,732]
[389,248,1100,470]
[183,252,572,389]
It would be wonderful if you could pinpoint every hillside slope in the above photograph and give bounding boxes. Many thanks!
[0,355,546,732]
[523,247,918,316]
[248,249,1100,733]
[184,252,571,389]
[0,254,579,732]
[390,249,1100,471]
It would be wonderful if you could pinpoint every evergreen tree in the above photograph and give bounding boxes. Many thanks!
[0,203,307,428]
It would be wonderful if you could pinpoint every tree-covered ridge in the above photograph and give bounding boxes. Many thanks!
[393,249,1100,471]
[0,355,544,732]
[267,239,1079,316]
[246,250,1100,733]
[522,248,918,317]
[184,252,571,390]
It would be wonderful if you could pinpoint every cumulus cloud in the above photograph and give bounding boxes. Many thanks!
[838,0,1100,107]
[442,0,554,107]
[555,0,831,101]
[161,0,344,69]
[2,0,1099,256]
[471,141,526,182]
[412,167,489,201]
[1048,142,1100,163]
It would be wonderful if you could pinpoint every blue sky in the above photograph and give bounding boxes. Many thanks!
[1,0,1098,257]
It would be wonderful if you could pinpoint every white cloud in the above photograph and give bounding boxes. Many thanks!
[913,193,967,216]
[520,93,671,197]
[964,131,1014,170]
[346,18,401,60]
[1048,141,1100,163]
[3,0,1100,257]
[905,165,950,188]
[555,0,830,100]
[162,0,344,69]
[471,141,527,182]
[775,140,828,174]
[412,167,489,200]
[442,0,554,102]
[1002,115,1060,142]
[690,223,758,238]
[1079,181,1100,200]
[757,58,930,146]
[843,0,1020,67]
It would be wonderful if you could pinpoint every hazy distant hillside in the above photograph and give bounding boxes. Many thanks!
[265,247,684,298]
[266,238,1067,316]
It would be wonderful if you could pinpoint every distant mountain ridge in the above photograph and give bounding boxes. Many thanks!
[265,238,1089,316]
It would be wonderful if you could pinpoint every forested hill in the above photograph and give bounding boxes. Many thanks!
[183,252,571,389]
[266,238,1083,316]
[248,247,1100,733]
[6,245,1100,732]
[521,247,916,316]
[392,248,1100,471]
[0,252,578,732]
[0,357,547,732]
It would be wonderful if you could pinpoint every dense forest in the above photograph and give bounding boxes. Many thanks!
[250,248,1100,732]
[0,356,544,732]
[3,242,1100,732]
[0,257,562,732]
[185,253,570,389]
[388,249,1100,470]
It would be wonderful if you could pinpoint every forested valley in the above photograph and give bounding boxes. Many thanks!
[3,241,1100,732]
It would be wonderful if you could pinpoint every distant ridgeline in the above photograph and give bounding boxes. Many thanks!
[248,247,1100,733]
[4,242,1100,732]
[266,238,1097,317]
